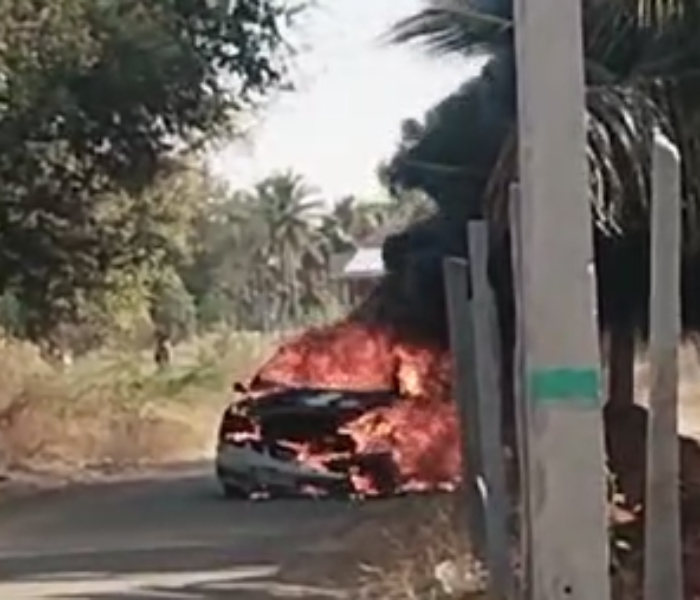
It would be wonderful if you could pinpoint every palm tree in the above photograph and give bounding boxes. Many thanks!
[293,213,353,320]
[381,0,700,408]
[182,174,400,330]
[250,170,324,326]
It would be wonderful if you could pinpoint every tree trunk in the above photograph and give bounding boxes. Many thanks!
[154,335,172,370]
[606,325,636,406]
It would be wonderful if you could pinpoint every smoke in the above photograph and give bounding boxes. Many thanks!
[381,47,700,346]
[330,52,514,406]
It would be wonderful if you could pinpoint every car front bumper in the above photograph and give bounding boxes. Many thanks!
[215,440,351,497]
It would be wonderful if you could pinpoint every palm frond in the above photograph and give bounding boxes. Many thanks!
[383,0,511,57]
[386,0,700,85]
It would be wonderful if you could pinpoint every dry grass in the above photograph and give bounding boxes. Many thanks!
[358,345,700,600]
[0,330,280,474]
[279,495,479,600]
[636,344,700,436]
[351,496,485,600]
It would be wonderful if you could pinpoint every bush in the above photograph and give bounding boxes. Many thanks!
[0,329,278,472]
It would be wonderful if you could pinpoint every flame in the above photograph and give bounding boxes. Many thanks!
[252,321,397,391]
[248,319,460,494]
[343,400,461,491]
[253,320,452,398]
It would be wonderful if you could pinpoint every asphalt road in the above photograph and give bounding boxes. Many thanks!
[0,462,365,599]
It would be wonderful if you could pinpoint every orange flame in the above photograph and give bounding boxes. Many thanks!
[344,401,460,491]
[249,320,460,494]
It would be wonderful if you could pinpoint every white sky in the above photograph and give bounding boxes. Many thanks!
[210,0,470,202]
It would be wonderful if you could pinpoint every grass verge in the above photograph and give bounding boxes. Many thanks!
[0,330,279,474]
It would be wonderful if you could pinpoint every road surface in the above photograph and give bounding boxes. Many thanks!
[0,462,365,599]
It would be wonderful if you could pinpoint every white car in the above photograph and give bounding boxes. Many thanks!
[215,438,351,498]
[214,385,398,499]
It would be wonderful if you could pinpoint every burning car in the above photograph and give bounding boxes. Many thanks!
[215,321,462,499]
[215,382,403,498]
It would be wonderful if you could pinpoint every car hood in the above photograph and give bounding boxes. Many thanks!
[239,386,397,417]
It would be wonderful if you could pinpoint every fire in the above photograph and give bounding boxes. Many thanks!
[249,319,461,494]
[344,401,461,491]
[252,320,452,398]
[251,321,397,391]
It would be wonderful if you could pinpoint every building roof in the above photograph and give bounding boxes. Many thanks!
[333,202,433,280]
[341,247,385,279]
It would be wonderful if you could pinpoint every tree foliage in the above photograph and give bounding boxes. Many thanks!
[0,0,437,351]
[179,170,412,332]
[0,0,296,340]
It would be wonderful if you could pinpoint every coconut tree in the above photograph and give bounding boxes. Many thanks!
[250,170,324,326]
[381,0,700,409]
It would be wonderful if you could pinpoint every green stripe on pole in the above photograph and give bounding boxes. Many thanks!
[528,367,600,408]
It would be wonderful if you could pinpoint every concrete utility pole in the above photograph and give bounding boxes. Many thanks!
[467,221,513,600]
[443,257,487,562]
[644,129,683,600]
[513,0,611,597]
